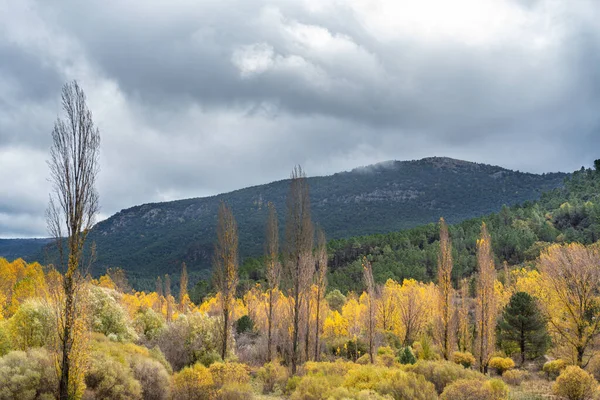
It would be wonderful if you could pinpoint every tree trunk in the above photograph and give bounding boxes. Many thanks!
[59,275,74,400]
[314,290,321,361]
[268,290,273,362]
[222,304,229,360]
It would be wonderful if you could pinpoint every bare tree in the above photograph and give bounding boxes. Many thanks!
[155,276,164,313]
[436,217,455,360]
[164,274,173,323]
[47,80,100,400]
[284,165,314,374]
[475,222,497,373]
[362,256,377,363]
[179,262,189,310]
[265,202,281,361]
[213,201,239,360]
[314,227,328,361]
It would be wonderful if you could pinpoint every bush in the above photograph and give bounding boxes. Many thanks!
[440,378,509,400]
[399,347,417,365]
[130,356,170,400]
[488,357,515,375]
[84,352,142,400]
[209,362,250,388]
[153,312,221,371]
[290,375,332,400]
[502,369,527,386]
[8,299,55,349]
[235,315,254,335]
[408,360,484,394]
[452,351,476,368]
[0,322,12,356]
[543,359,567,379]
[133,308,165,341]
[343,365,395,391]
[89,286,138,342]
[171,363,215,400]
[257,362,288,394]
[376,346,396,367]
[216,383,254,400]
[375,370,438,400]
[552,366,598,400]
[0,348,57,400]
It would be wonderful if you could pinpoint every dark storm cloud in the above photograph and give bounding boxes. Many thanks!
[1,0,599,237]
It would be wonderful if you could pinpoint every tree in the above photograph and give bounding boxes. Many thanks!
[164,274,173,323]
[539,243,600,367]
[264,202,281,362]
[46,80,100,400]
[457,278,472,352]
[314,227,328,361]
[213,201,239,360]
[179,262,189,310]
[284,166,314,374]
[498,291,548,365]
[436,217,455,360]
[362,256,376,363]
[155,276,164,314]
[475,222,497,373]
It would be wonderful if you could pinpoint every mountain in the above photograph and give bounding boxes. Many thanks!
[322,164,600,294]
[0,238,52,261]
[29,157,566,289]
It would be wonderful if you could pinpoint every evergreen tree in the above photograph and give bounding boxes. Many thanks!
[498,291,549,365]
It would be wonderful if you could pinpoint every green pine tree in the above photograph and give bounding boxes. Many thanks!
[498,292,549,365]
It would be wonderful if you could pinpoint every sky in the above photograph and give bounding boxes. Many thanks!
[1,0,599,238]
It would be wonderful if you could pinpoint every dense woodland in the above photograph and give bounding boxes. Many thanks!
[2,161,600,399]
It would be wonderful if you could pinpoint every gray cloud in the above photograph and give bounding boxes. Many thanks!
[1,0,599,237]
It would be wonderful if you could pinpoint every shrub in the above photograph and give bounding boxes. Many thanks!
[375,370,438,400]
[209,362,250,389]
[376,346,396,367]
[502,369,527,386]
[216,383,254,400]
[413,335,438,360]
[285,376,302,395]
[84,351,142,400]
[552,366,598,400]
[290,375,332,400]
[130,355,170,400]
[440,378,509,400]
[257,362,288,394]
[153,312,221,371]
[343,365,394,391]
[452,351,476,368]
[235,315,254,334]
[133,308,165,341]
[8,299,55,349]
[399,347,417,365]
[89,286,138,342]
[0,348,57,400]
[408,360,484,394]
[543,359,567,379]
[488,357,515,375]
[0,322,12,356]
[171,363,215,400]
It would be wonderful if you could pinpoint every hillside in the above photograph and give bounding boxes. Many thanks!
[317,164,600,293]
[0,238,52,261]
[28,157,566,289]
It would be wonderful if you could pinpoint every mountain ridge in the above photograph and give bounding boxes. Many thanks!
[0,157,568,290]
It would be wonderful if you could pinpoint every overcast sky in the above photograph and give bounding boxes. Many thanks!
[1,0,599,238]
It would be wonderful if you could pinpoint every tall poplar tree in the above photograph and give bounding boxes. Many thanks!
[314,227,328,361]
[436,217,455,360]
[264,202,281,362]
[475,222,497,373]
[213,201,239,360]
[46,81,100,400]
[362,256,376,363]
[284,166,314,374]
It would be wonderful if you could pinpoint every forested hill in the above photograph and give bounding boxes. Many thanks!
[86,157,568,288]
[13,157,566,290]
[317,164,600,294]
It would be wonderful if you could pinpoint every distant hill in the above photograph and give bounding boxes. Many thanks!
[0,238,52,261]
[24,156,561,290]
